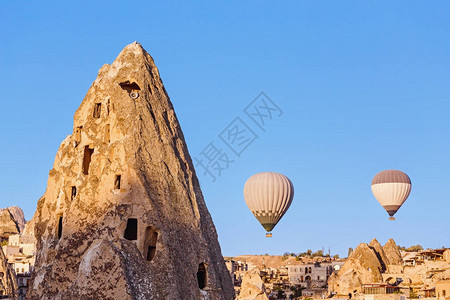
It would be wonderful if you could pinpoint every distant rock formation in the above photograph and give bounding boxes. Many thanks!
[237,268,269,300]
[27,42,234,300]
[0,208,19,237]
[383,238,402,266]
[6,206,26,233]
[0,246,17,298]
[328,242,383,295]
[368,238,389,272]
[328,238,404,296]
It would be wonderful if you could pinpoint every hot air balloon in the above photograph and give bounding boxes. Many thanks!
[244,172,294,237]
[371,170,411,220]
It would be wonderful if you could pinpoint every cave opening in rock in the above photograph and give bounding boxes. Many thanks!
[144,226,158,261]
[82,146,94,175]
[114,175,121,190]
[71,186,77,201]
[124,218,138,240]
[197,263,207,289]
[93,103,101,118]
[57,216,63,239]
[119,81,141,91]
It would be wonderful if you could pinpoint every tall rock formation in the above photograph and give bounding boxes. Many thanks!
[6,206,26,233]
[383,238,402,266]
[328,238,406,297]
[237,269,269,300]
[328,243,383,296]
[0,208,19,237]
[368,238,389,272]
[28,42,234,300]
[0,246,17,298]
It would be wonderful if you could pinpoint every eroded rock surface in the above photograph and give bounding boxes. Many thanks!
[0,246,17,298]
[383,238,402,266]
[368,238,389,272]
[27,42,234,300]
[0,208,20,237]
[328,242,383,295]
[237,269,269,300]
[6,206,26,233]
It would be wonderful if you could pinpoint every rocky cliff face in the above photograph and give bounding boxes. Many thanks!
[5,206,26,233]
[0,208,19,237]
[383,238,402,266]
[27,42,234,300]
[368,238,389,272]
[0,246,17,298]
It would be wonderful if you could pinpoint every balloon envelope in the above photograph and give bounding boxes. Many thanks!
[371,170,411,219]
[244,172,294,232]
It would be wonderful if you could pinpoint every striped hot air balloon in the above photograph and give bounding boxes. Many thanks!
[244,172,294,237]
[371,170,411,220]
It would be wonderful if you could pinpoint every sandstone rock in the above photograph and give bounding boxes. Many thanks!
[328,243,383,295]
[237,269,269,300]
[21,204,37,244]
[0,208,19,237]
[383,238,402,266]
[6,206,26,233]
[0,246,17,298]
[27,42,234,300]
[369,238,389,272]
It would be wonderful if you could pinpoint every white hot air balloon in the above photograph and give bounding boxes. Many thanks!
[371,170,411,220]
[244,172,294,237]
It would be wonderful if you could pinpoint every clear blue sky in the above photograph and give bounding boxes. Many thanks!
[1,1,449,257]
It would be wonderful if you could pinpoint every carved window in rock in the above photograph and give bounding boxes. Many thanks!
[74,126,82,147]
[71,186,77,201]
[119,81,141,99]
[197,263,207,290]
[93,103,101,118]
[82,146,94,175]
[114,175,121,190]
[106,99,110,116]
[57,216,63,239]
[144,226,158,262]
[124,218,138,240]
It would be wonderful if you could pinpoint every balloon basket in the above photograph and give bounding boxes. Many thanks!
[389,217,396,220]
[265,233,272,238]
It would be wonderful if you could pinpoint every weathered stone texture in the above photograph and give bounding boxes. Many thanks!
[368,238,389,272]
[328,238,410,296]
[0,246,17,298]
[237,269,269,300]
[0,208,20,237]
[6,206,26,233]
[27,42,234,300]
[383,238,402,266]
[328,242,383,295]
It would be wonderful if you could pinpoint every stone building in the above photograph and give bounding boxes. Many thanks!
[436,279,450,300]
[288,262,333,287]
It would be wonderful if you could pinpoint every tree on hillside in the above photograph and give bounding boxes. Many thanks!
[348,247,354,257]
[398,244,423,252]
[312,250,323,257]
[406,245,423,252]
